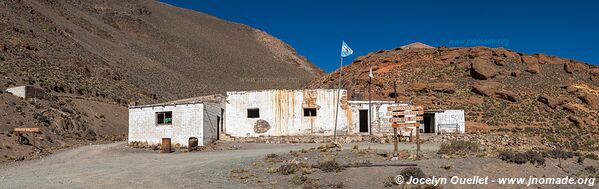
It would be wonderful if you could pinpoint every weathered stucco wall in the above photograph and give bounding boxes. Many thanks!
[347,101,403,134]
[434,110,465,134]
[202,102,224,143]
[128,103,218,147]
[225,89,353,137]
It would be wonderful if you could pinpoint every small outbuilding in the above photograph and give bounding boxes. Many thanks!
[423,110,466,134]
[5,85,47,99]
[128,95,225,147]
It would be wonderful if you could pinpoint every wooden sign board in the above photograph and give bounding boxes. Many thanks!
[391,122,421,128]
[387,106,423,111]
[389,116,423,122]
[13,128,40,133]
[387,111,424,116]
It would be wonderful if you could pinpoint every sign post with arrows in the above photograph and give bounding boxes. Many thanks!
[387,105,424,158]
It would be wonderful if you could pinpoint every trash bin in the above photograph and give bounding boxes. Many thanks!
[161,138,171,153]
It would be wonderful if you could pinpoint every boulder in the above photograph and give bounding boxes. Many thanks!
[578,93,599,110]
[428,83,456,93]
[521,55,539,64]
[525,63,541,74]
[538,95,565,109]
[17,134,30,145]
[408,83,455,94]
[495,90,519,102]
[510,71,521,77]
[568,116,585,128]
[470,58,497,80]
[472,82,500,97]
[564,63,574,74]
[590,68,599,76]
[561,104,577,113]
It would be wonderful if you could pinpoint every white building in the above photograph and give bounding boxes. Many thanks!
[128,95,224,147]
[224,89,352,137]
[423,110,466,134]
[127,89,466,146]
[5,86,47,99]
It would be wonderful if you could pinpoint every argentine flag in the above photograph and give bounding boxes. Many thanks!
[341,41,353,57]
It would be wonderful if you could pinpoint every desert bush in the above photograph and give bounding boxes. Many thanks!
[584,153,599,160]
[584,166,596,174]
[291,175,320,188]
[315,159,344,172]
[437,140,479,155]
[400,167,426,181]
[544,148,575,160]
[278,162,311,175]
[278,163,300,175]
[266,154,279,159]
[498,150,545,166]
[289,150,299,157]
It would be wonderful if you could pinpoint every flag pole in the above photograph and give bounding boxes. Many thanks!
[333,55,342,142]
[368,64,372,135]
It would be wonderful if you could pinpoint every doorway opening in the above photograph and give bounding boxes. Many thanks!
[359,110,369,133]
[423,113,435,133]
[216,116,221,140]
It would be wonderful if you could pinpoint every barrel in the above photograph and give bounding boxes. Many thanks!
[161,138,171,153]
[188,137,198,151]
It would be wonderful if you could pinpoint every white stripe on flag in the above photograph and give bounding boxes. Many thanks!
[341,41,353,57]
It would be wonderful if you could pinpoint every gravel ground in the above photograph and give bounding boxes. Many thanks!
[0,142,596,189]
[0,142,435,188]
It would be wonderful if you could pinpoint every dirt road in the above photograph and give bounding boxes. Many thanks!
[0,142,437,188]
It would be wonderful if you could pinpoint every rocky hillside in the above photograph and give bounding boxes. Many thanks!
[0,0,321,162]
[307,43,599,148]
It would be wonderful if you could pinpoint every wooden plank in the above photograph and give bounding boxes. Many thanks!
[391,122,421,128]
[389,116,423,122]
[387,105,424,111]
[13,128,40,133]
[387,111,424,116]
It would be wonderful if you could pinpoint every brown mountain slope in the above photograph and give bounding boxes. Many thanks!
[307,44,599,148]
[0,0,321,162]
[1,0,322,104]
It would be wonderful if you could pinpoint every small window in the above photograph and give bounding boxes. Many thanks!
[304,108,317,117]
[156,111,173,125]
[247,108,260,118]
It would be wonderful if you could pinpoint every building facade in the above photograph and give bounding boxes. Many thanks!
[127,90,466,146]
[224,89,353,137]
[128,96,224,147]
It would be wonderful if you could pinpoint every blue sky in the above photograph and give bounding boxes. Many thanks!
[160,0,599,72]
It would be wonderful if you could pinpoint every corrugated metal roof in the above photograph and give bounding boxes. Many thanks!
[129,94,225,109]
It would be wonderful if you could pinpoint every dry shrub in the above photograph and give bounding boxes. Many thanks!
[315,159,344,172]
[278,162,311,175]
[498,150,545,166]
[437,140,479,155]
[291,175,320,188]
[400,167,426,180]
[265,153,280,162]
[584,153,599,160]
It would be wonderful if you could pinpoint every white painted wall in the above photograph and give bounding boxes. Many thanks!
[128,103,220,147]
[347,101,404,134]
[224,89,352,137]
[434,110,465,134]
[5,86,46,98]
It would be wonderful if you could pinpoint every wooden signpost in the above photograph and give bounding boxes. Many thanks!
[13,128,40,133]
[388,104,424,159]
